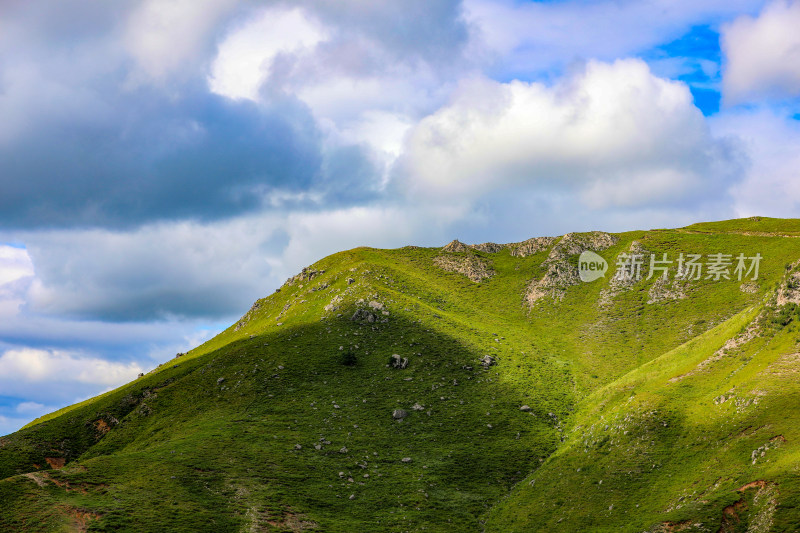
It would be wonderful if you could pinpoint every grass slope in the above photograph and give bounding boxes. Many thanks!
[2,217,800,532]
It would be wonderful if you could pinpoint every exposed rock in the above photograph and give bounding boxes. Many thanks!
[442,239,469,253]
[470,242,504,253]
[368,301,384,311]
[740,281,759,294]
[608,241,650,290]
[324,295,343,313]
[480,355,496,368]
[646,273,688,304]
[392,409,409,420]
[526,232,619,304]
[285,267,324,287]
[389,354,409,369]
[433,253,494,282]
[520,405,531,412]
[777,260,800,306]
[411,403,425,411]
[507,236,557,257]
[351,309,377,323]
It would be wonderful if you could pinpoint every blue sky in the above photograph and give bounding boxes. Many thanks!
[1,0,799,435]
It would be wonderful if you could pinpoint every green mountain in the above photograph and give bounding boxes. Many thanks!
[3,217,800,532]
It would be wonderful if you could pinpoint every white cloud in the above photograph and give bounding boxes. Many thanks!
[721,0,800,104]
[0,348,141,386]
[712,108,800,216]
[22,217,288,320]
[465,0,764,77]
[208,6,327,101]
[207,4,459,158]
[398,59,741,208]
[125,0,239,83]
[0,245,34,317]
[0,245,34,286]
[17,203,465,323]
[0,348,141,435]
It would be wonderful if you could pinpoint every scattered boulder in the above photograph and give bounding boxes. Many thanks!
[389,354,409,369]
[351,309,377,323]
[401,457,412,463]
[411,403,425,411]
[520,405,531,412]
[217,377,225,384]
[347,278,355,285]
[392,409,409,420]
[480,355,496,368]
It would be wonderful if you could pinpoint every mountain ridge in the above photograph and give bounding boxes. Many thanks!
[3,217,800,532]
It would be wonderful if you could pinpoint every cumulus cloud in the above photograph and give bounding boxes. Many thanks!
[0,245,34,317]
[125,0,239,83]
[15,202,466,322]
[0,347,142,406]
[722,1,800,104]
[712,108,800,216]
[464,0,764,78]
[208,6,328,101]
[397,59,743,209]
[0,1,390,230]
[208,1,470,162]
[22,218,285,320]
[0,348,142,386]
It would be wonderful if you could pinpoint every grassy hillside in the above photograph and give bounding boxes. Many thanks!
[2,217,800,532]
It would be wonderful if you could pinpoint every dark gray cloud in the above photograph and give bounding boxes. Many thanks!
[0,85,319,228]
[305,0,470,68]
[0,0,408,230]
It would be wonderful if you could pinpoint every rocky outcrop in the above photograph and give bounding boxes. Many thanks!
[777,260,800,306]
[442,239,469,253]
[471,242,504,253]
[646,274,688,304]
[442,237,554,256]
[433,254,494,282]
[507,236,557,257]
[284,267,324,287]
[526,232,619,304]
